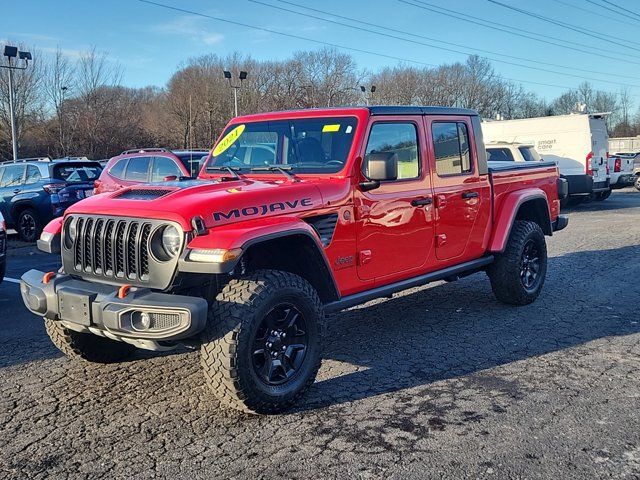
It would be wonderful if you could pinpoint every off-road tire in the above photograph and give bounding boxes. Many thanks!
[201,270,325,414]
[17,208,41,243]
[44,319,136,363]
[487,220,548,306]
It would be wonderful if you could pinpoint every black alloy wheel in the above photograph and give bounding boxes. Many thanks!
[251,304,309,386]
[520,239,541,291]
[18,210,38,242]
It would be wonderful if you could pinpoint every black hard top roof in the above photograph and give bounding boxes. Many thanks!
[368,106,478,116]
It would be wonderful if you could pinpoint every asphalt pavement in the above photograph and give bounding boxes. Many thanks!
[1,190,639,479]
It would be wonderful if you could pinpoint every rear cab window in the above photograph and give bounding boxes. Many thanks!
[487,148,515,162]
[518,146,542,162]
[52,163,102,183]
[432,122,473,176]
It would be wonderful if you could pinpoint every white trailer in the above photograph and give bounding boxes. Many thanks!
[482,113,610,200]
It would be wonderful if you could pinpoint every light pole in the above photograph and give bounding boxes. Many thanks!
[223,70,247,117]
[359,85,376,106]
[1,46,32,161]
[59,86,68,155]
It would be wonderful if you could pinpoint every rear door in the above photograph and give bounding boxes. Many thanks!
[426,117,490,262]
[589,117,609,186]
[355,117,435,282]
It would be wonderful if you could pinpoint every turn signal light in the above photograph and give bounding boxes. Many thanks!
[585,152,594,176]
[614,158,621,172]
[188,248,242,263]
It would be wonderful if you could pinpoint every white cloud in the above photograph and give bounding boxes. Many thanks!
[149,15,224,46]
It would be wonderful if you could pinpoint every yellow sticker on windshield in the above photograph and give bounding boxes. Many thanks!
[213,124,246,156]
[322,124,340,133]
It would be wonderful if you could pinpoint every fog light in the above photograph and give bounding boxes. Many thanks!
[140,312,151,330]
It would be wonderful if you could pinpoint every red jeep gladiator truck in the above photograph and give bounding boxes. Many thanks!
[21,106,568,414]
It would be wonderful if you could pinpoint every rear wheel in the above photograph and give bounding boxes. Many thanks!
[44,319,135,363]
[487,220,548,306]
[635,175,640,192]
[595,189,612,201]
[17,208,40,242]
[201,270,324,414]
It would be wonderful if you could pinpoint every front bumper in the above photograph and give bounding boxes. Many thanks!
[20,269,208,349]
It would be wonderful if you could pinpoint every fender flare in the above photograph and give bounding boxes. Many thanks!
[179,218,340,301]
[488,189,551,253]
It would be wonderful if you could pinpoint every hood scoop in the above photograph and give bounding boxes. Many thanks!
[115,188,176,200]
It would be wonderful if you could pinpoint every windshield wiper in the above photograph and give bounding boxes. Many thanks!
[250,165,297,181]
[205,165,241,180]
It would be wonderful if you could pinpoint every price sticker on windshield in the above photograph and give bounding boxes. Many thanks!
[213,124,246,156]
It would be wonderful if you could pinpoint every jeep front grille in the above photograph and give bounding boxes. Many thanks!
[63,215,182,290]
[72,217,151,281]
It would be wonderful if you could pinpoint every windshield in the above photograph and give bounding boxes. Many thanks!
[52,163,102,182]
[518,146,542,162]
[206,117,358,174]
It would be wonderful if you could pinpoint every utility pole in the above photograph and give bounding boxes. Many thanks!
[1,45,32,161]
[223,70,247,117]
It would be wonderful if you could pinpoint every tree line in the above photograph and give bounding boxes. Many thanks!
[1,45,639,161]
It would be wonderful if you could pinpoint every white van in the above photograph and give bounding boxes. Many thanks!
[482,113,610,201]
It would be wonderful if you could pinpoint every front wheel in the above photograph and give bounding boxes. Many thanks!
[487,220,548,306]
[44,319,135,363]
[635,175,640,192]
[201,270,325,414]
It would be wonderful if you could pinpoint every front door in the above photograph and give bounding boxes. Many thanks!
[426,117,486,261]
[0,164,26,224]
[355,118,435,282]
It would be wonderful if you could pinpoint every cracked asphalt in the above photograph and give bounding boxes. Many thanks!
[1,189,640,479]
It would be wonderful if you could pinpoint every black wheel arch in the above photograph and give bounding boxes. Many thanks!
[10,200,39,225]
[514,196,552,237]
[239,230,340,304]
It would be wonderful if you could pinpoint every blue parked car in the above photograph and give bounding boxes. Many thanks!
[0,158,102,242]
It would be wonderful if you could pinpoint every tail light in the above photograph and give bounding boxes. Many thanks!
[586,152,594,176]
[614,158,621,172]
[43,183,66,194]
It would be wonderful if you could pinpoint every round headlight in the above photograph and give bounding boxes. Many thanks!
[64,217,76,249]
[161,226,181,257]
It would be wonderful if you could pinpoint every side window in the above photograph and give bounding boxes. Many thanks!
[0,165,25,187]
[25,165,42,184]
[487,148,515,162]
[364,122,419,180]
[432,122,473,176]
[109,159,127,179]
[124,157,150,182]
[151,157,182,182]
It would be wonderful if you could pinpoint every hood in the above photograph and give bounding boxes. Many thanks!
[67,178,326,231]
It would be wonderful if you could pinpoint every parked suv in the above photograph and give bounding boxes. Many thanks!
[0,212,6,284]
[94,148,209,194]
[0,158,102,242]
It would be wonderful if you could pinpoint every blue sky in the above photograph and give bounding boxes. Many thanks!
[2,0,640,104]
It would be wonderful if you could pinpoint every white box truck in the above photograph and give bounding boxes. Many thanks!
[482,113,611,201]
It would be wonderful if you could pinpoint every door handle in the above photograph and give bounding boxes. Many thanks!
[411,197,433,207]
[13,189,21,194]
[461,191,478,200]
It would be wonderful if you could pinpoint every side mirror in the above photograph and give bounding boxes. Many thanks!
[163,175,178,182]
[360,152,398,191]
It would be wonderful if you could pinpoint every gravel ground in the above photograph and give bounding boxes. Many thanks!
[1,189,639,479]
